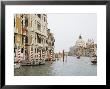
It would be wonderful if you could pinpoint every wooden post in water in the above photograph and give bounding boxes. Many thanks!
[63,50,64,62]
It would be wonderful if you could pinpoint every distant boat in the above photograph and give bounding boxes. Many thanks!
[76,51,81,59]
[77,56,80,59]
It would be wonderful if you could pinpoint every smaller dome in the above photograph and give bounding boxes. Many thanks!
[79,35,82,39]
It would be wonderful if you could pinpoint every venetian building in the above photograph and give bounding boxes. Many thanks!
[14,14,55,64]
[74,35,85,56]
[21,14,28,61]
[25,14,48,64]
[46,29,55,61]
[93,44,97,56]
[14,14,27,62]
[86,39,97,57]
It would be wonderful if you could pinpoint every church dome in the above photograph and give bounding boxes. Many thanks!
[75,35,85,47]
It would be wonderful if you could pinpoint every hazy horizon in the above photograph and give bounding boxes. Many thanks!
[47,13,97,53]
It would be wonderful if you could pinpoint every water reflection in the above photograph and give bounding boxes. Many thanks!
[14,56,97,76]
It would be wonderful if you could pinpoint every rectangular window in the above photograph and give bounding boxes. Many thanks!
[21,20,23,28]
[35,20,36,25]
[31,21,32,27]
[37,49,39,53]
[21,48,24,53]
[35,48,36,53]
[37,34,41,43]
[25,17,28,27]
[44,17,45,22]
[25,36,28,43]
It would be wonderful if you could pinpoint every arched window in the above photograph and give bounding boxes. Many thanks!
[21,48,24,53]
[37,22,41,30]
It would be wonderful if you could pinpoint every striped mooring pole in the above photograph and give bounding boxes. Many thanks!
[17,49,21,63]
[42,51,45,60]
[30,51,33,60]
[51,50,53,60]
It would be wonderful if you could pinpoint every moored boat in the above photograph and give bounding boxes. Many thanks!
[14,63,20,69]
[77,56,80,59]
[91,59,97,64]
[91,55,97,64]
[39,59,45,65]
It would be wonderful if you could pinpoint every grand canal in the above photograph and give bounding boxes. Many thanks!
[14,56,97,76]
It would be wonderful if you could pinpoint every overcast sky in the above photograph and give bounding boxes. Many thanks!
[47,13,97,53]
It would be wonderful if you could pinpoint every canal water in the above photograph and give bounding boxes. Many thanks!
[14,56,97,76]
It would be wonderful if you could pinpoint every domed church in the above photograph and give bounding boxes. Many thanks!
[75,35,85,47]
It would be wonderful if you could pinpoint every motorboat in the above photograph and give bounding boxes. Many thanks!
[91,55,97,64]
[77,56,80,59]
[14,63,20,69]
